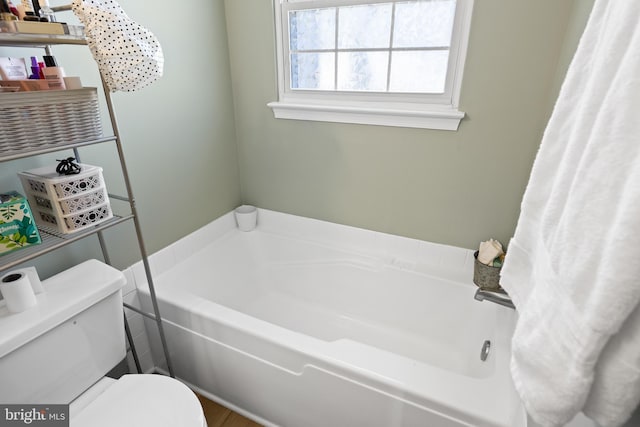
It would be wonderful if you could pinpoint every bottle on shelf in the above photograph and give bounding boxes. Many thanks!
[37,0,54,22]
[42,55,66,90]
[0,0,17,21]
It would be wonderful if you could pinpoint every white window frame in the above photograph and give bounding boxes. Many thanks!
[268,0,474,131]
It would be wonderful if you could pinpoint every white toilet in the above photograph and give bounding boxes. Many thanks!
[0,259,207,427]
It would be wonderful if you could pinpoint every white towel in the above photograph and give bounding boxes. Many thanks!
[499,0,640,426]
[583,304,640,427]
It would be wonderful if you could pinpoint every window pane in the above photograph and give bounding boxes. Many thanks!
[389,50,449,93]
[337,51,389,91]
[291,52,335,90]
[289,8,335,51]
[393,0,456,48]
[338,3,392,49]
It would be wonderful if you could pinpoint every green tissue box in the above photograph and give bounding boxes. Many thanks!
[0,191,42,256]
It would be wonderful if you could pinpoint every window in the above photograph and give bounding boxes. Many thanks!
[269,0,474,130]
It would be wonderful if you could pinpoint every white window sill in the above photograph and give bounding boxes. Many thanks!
[267,101,465,131]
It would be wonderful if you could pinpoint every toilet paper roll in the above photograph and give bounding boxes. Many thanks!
[9,266,44,294]
[0,271,37,313]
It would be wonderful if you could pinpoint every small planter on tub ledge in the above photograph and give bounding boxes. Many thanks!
[473,250,503,291]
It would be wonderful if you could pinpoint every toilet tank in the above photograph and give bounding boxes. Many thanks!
[0,259,126,404]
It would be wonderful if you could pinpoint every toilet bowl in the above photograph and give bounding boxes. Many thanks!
[0,260,206,426]
[71,375,207,427]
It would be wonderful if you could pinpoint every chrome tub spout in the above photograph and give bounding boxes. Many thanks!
[474,287,515,310]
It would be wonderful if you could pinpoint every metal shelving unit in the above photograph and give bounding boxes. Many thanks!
[0,30,175,377]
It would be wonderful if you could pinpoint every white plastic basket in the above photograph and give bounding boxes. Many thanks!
[34,202,112,234]
[30,186,108,215]
[18,163,112,234]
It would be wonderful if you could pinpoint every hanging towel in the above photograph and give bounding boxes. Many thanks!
[499,0,640,426]
[72,0,164,92]
[583,304,640,427]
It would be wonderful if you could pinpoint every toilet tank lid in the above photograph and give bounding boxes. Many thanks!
[0,259,125,358]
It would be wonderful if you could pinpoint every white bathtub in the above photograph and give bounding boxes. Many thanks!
[135,209,525,427]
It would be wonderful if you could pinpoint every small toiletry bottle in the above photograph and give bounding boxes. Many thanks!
[37,0,54,21]
[42,55,66,90]
[7,0,18,18]
[28,56,39,80]
[0,0,17,21]
[25,0,40,20]
[22,0,33,12]
[15,4,25,19]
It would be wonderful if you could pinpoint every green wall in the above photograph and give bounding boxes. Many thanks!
[0,0,240,277]
[1,0,594,279]
[224,0,580,249]
[550,0,596,108]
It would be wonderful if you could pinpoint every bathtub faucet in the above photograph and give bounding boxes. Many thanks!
[474,287,515,310]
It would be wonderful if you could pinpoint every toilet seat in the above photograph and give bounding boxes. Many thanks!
[71,374,206,427]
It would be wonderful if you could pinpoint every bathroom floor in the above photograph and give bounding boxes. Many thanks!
[197,394,263,427]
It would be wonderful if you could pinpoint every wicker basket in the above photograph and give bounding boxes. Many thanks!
[0,88,103,157]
